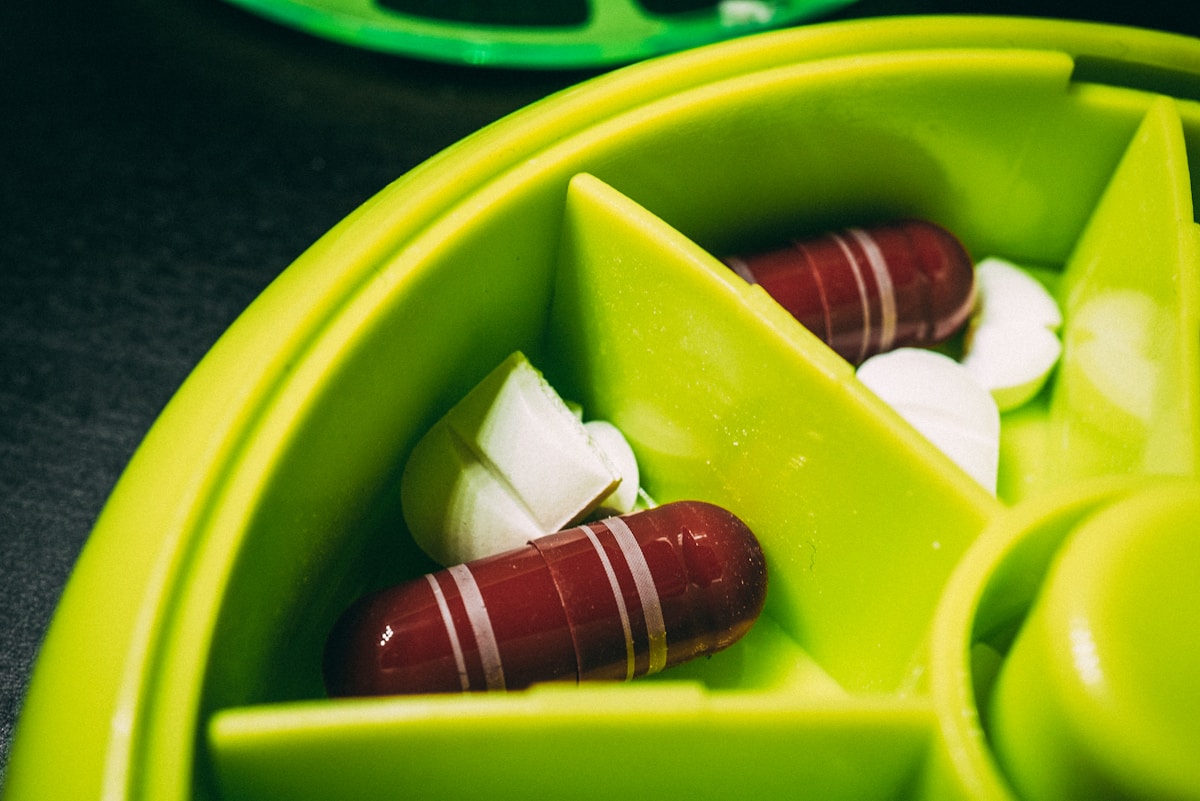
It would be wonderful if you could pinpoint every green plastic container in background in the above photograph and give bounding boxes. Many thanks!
[6,15,1200,801]
[218,0,861,68]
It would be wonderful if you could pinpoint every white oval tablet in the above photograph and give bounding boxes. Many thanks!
[963,257,1064,412]
[858,348,1000,493]
[972,257,1062,331]
[962,323,1063,412]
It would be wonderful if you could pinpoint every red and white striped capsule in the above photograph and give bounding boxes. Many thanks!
[723,219,975,364]
[323,501,767,696]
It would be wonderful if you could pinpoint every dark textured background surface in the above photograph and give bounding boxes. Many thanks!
[2,0,1197,786]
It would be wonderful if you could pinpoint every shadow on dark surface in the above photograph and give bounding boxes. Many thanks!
[1,0,1198,784]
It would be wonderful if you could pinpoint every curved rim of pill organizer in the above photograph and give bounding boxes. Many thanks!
[7,15,1200,801]
[218,0,861,69]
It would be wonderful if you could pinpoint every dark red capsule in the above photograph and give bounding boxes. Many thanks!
[722,219,975,364]
[323,501,767,696]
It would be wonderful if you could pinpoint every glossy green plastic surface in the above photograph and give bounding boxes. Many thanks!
[7,15,1200,801]
[219,0,860,69]
[989,483,1200,801]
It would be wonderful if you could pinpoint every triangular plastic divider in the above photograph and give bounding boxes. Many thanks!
[547,172,999,694]
[1046,96,1200,485]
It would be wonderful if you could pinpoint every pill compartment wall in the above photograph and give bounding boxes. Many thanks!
[6,17,1200,801]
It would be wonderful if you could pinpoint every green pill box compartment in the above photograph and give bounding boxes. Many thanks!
[6,16,1200,801]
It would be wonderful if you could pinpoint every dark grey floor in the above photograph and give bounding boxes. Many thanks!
[2,0,1197,787]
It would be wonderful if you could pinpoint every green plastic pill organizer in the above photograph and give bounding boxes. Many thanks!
[6,15,1200,801]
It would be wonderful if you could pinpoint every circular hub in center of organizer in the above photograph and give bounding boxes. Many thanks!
[989,483,1200,801]
[930,478,1200,801]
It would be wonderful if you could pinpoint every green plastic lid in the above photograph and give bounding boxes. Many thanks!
[219,0,860,68]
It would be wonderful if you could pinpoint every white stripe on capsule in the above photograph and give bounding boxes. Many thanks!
[425,573,470,692]
[849,227,897,353]
[725,256,758,285]
[448,563,506,690]
[582,526,636,680]
[602,517,668,675]
[795,240,835,347]
[829,231,873,364]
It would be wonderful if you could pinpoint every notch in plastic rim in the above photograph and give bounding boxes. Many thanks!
[219,0,861,68]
